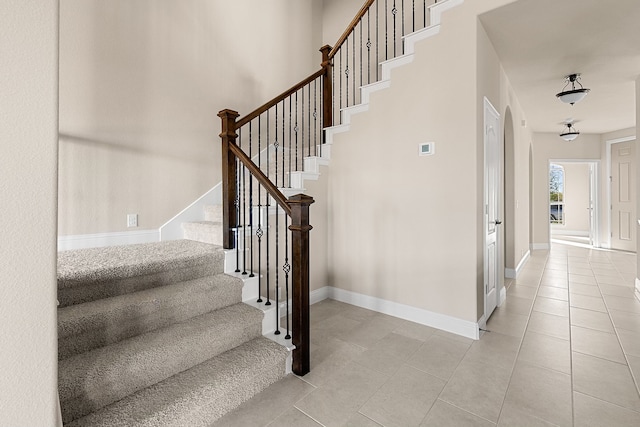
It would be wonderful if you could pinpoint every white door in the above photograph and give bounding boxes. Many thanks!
[611,140,636,251]
[588,164,597,246]
[484,98,501,320]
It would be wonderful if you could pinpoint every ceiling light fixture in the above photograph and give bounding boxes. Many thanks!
[556,73,590,105]
[559,123,580,141]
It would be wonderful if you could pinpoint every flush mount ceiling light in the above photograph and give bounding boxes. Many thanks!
[556,73,590,105]
[559,123,580,141]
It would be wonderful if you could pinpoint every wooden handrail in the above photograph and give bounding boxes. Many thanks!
[237,69,325,128]
[328,0,376,59]
[228,142,292,217]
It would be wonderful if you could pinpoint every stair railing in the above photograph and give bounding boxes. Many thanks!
[327,0,439,123]
[220,0,440,376]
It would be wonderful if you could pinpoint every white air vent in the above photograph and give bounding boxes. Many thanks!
[419,142,434,156]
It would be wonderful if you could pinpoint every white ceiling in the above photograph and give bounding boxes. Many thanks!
[479,0,640,135]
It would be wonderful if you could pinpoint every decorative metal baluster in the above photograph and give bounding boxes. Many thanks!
[296,88,304,176]
[345,34,349,107]
[353,25,356,104]
[412,0,415,32]
[283,99,287,188]
[274,193,280,335]
[339,49,343,113]
[367,10,371,85]
[241,130,247,276]
[385,0,388,60]
[284,215,291,340]
[392,0,397,57]
[401,0,405,53]
[234,130,241,273]
[301,86,305,163]
[360,18,363,96]
[376,0,380,80]
[423,0,426,28]
[291,93,295,182]
[306,84,310,158]
[248,121,254,278]
[256,116,263,303]
[266,108,273,307]
[315,78,319,157]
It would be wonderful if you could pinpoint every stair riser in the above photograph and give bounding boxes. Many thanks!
[58,276,243,359]
[59,304,263,423]
[58,262,223,307]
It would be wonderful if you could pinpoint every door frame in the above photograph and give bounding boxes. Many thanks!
[606,136,637,249]
[548,159,600,248]
[483,97,502,323]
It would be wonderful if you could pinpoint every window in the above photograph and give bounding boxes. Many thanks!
[550,164,564,224]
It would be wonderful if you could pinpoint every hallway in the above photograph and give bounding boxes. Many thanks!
[215,243,640,426]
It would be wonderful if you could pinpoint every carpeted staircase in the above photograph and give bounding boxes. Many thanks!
[57,239,289,426]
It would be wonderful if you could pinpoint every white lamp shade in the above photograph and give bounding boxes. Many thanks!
[556,89,590,104]
[560,132,579,141]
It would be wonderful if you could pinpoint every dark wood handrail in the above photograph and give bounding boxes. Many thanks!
[328,0,376,59]
[237,69,325,128]
[228,142,292,217]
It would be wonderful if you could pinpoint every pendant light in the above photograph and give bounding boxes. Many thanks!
[559,123,580,141]
[556,73,590,105]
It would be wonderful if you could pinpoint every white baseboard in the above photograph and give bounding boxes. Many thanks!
[318,286,479,340]
[505,250,531,279]
[531,243,550,251]
[310,287,331,305]
[551,230,589,237]
[499,287,507,307]
[58,229,160,251]
[635,278,640,302]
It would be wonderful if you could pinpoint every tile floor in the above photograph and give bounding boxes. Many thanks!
[215,243,640,426]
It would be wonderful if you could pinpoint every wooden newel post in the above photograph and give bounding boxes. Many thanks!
[288,193,315,376]
[320,45,333,135]
[218,109,240,250]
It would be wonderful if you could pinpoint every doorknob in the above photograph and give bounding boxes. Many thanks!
[494,220,502,225]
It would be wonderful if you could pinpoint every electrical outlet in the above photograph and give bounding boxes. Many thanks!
[127,214,138,228]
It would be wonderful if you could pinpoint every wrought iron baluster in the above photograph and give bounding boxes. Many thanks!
[359,18,363,96]
[412,0,415,32]
[266,108,273,307]
[353,25,356,105]
[385,0,388,60]
[256,116,263,302]
[345,34,349,107]
[294,92,297,178]
[282,95,293,188]
[402,0,405,53]
[248,121,254,278]
[367,10,371,84]
[313,76,325,156]
[284,98,288,188]
[301,86,305,163]
[274,195,280,335]
[423,0,426,28]
[235,160,240,273]
[393,0,397,57]
[339,49,343,113]
[284,215,291,339]
[376,0,380,80]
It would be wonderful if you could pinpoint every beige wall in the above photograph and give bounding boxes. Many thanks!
[326,0,519,324]
[58,0,323,235]
[531,133,602,246]
[477,20,532,315]
[321,0,363,46]
[0,0,60,425]
[551,163,591,234]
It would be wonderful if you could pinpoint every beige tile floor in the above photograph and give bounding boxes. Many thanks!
[215,243,640,426]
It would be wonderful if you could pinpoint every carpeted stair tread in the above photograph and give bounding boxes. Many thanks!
[58,273,243,359]
[58,240,225,307]
[59,302,263,423]
[66,337,289,427]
